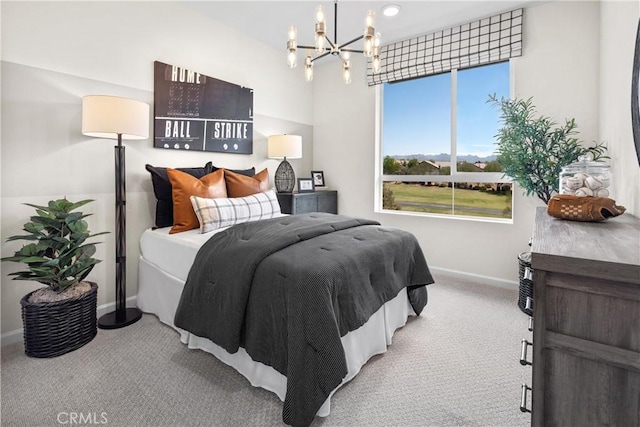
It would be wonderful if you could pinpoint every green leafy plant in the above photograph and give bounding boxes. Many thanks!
[489,95,607,204]
[382,184,400,210]
[1,199,108,293]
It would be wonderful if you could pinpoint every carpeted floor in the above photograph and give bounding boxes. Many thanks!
[1,274,532,426]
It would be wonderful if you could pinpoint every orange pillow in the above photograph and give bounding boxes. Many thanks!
[224,168,269,198]
[167,169,227,234]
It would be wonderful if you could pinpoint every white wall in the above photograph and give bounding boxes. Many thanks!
[600,0,640,216]
[0,1,313,334]
[313,1,617,284]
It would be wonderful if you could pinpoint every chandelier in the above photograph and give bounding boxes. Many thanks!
[287,0,381,84]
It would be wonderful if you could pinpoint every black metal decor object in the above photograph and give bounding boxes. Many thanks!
[274,158,296,193]
[98,135,142,329]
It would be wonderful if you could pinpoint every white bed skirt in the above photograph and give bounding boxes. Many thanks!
[137,255,414,417]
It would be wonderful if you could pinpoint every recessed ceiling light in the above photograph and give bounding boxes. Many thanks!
[382,4,401,17]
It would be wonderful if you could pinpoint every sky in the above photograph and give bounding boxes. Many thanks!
[382,61,510,159]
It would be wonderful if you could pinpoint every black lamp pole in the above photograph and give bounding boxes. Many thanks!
[98,134,142,329]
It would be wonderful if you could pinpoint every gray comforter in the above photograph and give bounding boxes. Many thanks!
[174,213,433,426]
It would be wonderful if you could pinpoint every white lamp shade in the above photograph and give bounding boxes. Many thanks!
[82,95,150,140]
[267,134,302,159]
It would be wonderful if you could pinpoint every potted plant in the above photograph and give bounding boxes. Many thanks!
[489,95,607,204]
[2,198,107,357]
[489,95,607,314]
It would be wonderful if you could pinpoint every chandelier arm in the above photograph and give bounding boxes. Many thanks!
[311,51,333,62]
[337,35,365,51]
[296,42,337,53]
[325,35,337,51]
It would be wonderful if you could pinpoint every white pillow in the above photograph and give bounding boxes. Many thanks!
[190,189,282,233]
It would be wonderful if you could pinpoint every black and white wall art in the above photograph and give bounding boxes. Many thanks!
[153,61,254,154]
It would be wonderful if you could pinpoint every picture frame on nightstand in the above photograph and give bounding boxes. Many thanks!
[311,170,325,187]
[297,177,315,193]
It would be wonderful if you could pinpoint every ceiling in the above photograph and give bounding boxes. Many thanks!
[182,1,540,53]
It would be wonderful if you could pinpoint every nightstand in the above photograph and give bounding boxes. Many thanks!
[276,191,338,215]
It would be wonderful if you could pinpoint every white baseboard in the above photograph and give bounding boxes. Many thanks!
[1,330,23,346]
[429,266,518,290]
[1,296,139,347]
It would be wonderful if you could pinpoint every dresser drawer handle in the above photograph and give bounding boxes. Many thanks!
[525,296,533,311]
[520,339,533,366]
[528,316,534,332]
[524,267,533,281]
[520,384,532,413]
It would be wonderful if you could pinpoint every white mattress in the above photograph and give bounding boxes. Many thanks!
[139,226,227,281]
[140,214,288,280]
[137,224,414,419]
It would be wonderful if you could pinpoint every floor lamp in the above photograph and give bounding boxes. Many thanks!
[82,95,149,329]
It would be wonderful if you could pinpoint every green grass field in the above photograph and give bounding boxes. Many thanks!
[384,182,512,219]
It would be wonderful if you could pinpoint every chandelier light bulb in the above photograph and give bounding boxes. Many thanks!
[304,56,314,82]
[287,38,297,68]
[342,51,351,84]
[372,54,381,73]
[363,36,373,57]
[288,51,297,69]
[363,28,374,57]
[287,25,297,68]
[316,5,325,23]
[315,34,326,53]
[315,4,326,54]
[366,10,375,28]
[343,62,352,84]
[363,10,376,57]
[371,32,382,73]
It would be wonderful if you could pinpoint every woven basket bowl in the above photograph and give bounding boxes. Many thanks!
[20,281,98,358]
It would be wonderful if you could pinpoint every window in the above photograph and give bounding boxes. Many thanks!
[377,61,512,220]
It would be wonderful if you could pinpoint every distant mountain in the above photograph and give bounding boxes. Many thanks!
[390,153,498,162]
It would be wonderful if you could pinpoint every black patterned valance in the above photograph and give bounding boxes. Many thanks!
[367,8,523,86]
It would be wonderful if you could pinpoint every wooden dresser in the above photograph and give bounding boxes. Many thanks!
[526,207,640,426]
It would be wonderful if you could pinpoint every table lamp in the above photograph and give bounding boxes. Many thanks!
[267,134,302,193]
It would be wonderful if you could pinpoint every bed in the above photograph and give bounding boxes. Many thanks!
[138,196,433,425]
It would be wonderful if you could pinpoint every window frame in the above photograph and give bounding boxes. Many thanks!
[374,61,514,222]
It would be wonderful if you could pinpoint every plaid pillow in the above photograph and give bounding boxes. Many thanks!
[190,190,282,233]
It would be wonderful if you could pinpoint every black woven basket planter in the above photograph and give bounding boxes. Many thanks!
[517,252,533,315]
[20,282,98,358]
